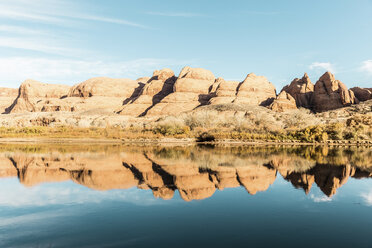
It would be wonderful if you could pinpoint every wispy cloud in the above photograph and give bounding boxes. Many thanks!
[361,190,372,206]
[310,194,332,203]
[0,25,49,35]
[0,7,65,23]
[146,11,204,17]
[0,57,188,86]
[309,62,335,73]
[0,0,147,28]
[0,37,81,55]
[72,14,148,28]
[360,60,372,74]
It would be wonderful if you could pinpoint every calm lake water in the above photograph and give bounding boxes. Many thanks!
[0,144,371,248]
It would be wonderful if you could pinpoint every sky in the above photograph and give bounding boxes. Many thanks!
[0,0,371,90]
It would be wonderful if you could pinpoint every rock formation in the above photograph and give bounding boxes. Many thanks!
[117,69,176,116]
[209,73,277,107]
[0,67,370,121]
[234,73,276,106]
[269,91,297,112]
[0,87,18,113]
[350,87,372,102]
[146,66,216,116]
[69,77,143,98]
[311,72,359,112]
[208,78,240,105]
[282,73,314,108]
[5,80,70,113]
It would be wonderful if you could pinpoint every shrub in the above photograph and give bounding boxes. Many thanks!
[197,132,215,142]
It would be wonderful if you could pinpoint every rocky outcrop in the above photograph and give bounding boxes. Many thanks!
[5,80,71,113]
[350,87,372,102]
[234,73,276,106]
[208,78,240,105]
[311,72,359,112]
[56,77,148,114]
[68,77,143,98]
[117,69,176,116]
[209,73,277,107]
[0,87,18,113]
[282,73,314,108]
[146,66,216,116]
[269,91,297,112]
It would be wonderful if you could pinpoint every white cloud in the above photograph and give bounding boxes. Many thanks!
[0,57,187,87]
[309,62,335,73]
[310,194,332,203]
[0,180,163,210]
[361,190,372,206]
[360,60,372,74]
[145,12,203,17]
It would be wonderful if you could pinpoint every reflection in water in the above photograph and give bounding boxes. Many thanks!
[1,144,371,201]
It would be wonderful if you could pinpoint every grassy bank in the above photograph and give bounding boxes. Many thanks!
[0,114,371,145]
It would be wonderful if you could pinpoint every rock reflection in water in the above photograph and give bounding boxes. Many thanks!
[0,144,371,201]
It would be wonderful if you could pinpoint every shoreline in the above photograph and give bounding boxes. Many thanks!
[0,137,371,147]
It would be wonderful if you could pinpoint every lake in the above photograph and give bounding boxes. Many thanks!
[0,144,371,248]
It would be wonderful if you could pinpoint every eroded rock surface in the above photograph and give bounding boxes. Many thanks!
[145,66,216,116]
[350,87,372,102]
[6,80,70,113]
[282,73,314,108]
[311,72,358,112]
[234,73,276,106]
[117,69,176,116]
[269,91,297,112]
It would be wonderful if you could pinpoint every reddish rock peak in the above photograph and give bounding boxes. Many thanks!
[319,71,335,83]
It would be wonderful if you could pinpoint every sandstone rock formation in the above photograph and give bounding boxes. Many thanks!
[269,91,297,112]
[208,78,240,105]
[5,80,70,113]
[209,73,277,107]
[350,87,372,102]
[117,69,176,116]
[282,73,314,108]
[311,72,359,112]
[146,66,216,116]
[234,73,276,106]
[0,67,370,122]
[69,77,142,98]
[0,87,18,113]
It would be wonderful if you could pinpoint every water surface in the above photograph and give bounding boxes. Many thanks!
[0,144,371,247]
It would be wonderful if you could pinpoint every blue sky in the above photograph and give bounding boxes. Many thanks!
[0,0,371,90]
